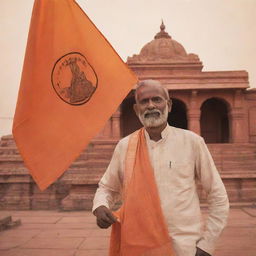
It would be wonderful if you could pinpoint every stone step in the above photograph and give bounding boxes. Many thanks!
[210,149,256,154]
[87,147,116,154]
[77,151,113,161]
[61,172,103,184]
[211,152,256,157]
[209,150,256,156]
[221,170,256,174]
[0,135,16,147]
[70,159,110,168]
[0,155,23,161]
[0,148,115,157]
[217,159,256,165]
[0,136,117,153]
[221,172,256,178]
[221,163,256,168]
[91,139,118,145]
[222,164,256,169]
[0,216,11,226]
[0,167,29,175]
[0,162,26,169]
[211,153,256,158]
[208,143,256,148]
[0,147,19,155]
[5,219,22,229]
[209,147,256,152]
[222,160,256,166]
[0,134,255,188]
[89,142,117,149]
[208,145,256,151]
[0,216,22,231]
[85,143,115,150]
[0,156,111,165]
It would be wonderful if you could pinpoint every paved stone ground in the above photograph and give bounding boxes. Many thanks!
[0,207,255,256]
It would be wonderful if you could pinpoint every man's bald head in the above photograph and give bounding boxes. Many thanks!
[135,80,169,103]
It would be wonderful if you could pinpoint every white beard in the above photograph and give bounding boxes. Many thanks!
[138,105,169,128]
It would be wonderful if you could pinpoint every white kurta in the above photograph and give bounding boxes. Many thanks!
[93,125,229,256]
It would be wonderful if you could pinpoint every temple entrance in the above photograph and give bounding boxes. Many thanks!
[200,98,230,143]
[168,99,188,129]
[121,96,142,137]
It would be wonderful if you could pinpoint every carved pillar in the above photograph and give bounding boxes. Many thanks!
[188,90,201,135]
[111,107,121,139]
[229,108,246,143]
[188,110,201,135]
[249,107,256,143]
[234,89,243,108]
[229,90,247,143]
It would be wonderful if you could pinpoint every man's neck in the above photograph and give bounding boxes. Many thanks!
[145,122,167,142]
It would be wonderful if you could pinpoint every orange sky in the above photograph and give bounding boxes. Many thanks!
[1,0,256,137]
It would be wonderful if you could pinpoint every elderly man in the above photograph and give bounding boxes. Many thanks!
[93,80,229,256]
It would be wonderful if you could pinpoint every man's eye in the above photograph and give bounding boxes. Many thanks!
[152,97,163,103]
[140,99,148,105]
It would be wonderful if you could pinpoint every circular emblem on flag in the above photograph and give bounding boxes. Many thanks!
[51,52,98,105]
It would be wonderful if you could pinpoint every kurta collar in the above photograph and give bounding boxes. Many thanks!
[144,124,170,142]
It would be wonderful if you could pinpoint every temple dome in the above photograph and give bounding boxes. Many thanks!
[127,21,200,63]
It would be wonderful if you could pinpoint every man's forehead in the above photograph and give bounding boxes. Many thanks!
[136,84,166,98]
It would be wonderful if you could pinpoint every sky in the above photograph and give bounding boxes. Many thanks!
[1,0,256,137]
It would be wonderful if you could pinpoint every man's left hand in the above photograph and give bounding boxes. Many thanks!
[195,247,211,256]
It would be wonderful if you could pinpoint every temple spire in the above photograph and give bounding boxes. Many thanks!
[160,19,165,31]
[154,20,171,39]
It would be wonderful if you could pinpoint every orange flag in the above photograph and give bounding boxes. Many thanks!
[12,0,137,190]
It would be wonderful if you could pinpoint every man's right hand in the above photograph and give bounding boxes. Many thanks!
[93,205,117,229]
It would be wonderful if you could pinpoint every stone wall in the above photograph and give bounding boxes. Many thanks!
[0,135,255,210]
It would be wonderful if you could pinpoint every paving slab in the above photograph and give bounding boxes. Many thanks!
[21,237,84,249]
[79,237,109,250]
[220,226,255,238]
[14,216,61,224]
[0,211,91,217]
[0,208,255,256]
[217,229,256,250]
[0,229,41,238]
[57,216,92,224]
[0,248,76,256]
[16,222,96,230]
[90,228,111,237]
[37,228,92,238]
[242,207,256,217]
[226,208,253,218]
[227,215,256,227]
[75,249,108,256]
[0,236,33,249]
[215,249,256,256]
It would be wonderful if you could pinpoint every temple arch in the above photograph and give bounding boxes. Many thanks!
[168,98,188,129]
[200,98,230,143]
[120,96,142,137]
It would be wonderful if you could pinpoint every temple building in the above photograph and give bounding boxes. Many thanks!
[0,23,256,210]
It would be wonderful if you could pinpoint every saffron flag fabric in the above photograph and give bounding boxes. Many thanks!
[109,129,174,256]
[12,0,137,190]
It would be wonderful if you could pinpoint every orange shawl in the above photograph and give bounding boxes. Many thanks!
[109,129,174,256]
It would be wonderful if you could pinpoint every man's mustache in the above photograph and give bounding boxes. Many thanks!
[143,109,161,118]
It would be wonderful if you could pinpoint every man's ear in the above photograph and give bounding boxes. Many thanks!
[133,104,139,116]
[167,99,172,112]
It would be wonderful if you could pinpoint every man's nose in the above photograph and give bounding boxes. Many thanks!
[147,99,155,109]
